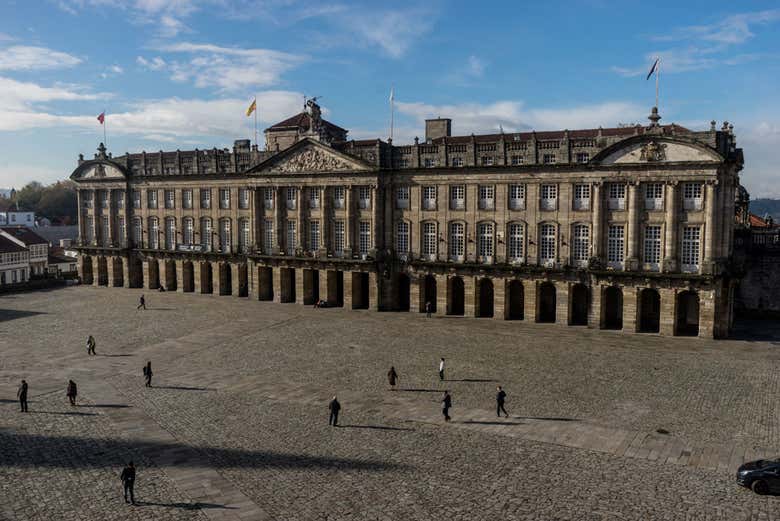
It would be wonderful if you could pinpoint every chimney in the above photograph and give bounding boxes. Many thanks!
[425,118,452,141]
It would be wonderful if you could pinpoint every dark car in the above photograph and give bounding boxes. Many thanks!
[737,458,780,494]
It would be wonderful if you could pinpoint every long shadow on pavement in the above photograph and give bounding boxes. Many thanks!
[460,420,524,426]
[135,501,237,510]
[339,424,415,432]
[151,386,214,391]
[0,431,406,471]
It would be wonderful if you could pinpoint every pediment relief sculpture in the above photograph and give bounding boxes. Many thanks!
[639,141,667,162]
[269,146,358,173]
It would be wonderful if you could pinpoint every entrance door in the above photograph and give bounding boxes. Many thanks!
[570,284,589,325]
[477,278,494,318]
[603,286,623,329]
[448,277,465,316]
[507,280,524,320]
[538,282,556,323]
[639,289,661,333]
[676,291,699,336]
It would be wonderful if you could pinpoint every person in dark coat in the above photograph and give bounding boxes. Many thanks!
[120,461,136,504]
[328,396,341,427]
[17,380,28,412]
[387,366,398,390]
[442,390,452,422]
[87,335,96,356]
[67,380,77,406]
[143,361,153,387]
[425,301,432,318]
[137,294,146,310]
[496,385,508,418]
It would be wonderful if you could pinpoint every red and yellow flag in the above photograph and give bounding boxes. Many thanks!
[246,98,256,117]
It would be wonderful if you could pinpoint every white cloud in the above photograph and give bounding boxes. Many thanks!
[136,55,167,70]
[156,42,305,91]
[0,45,82,71]
[0,76,99,114]
[737,121,780,198]
[340,8,435,58]
[656,9,780,45]
[0,33,13,41]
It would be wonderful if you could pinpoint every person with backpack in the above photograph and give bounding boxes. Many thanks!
[143,361,153,387]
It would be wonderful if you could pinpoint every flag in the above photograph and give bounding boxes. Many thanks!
[646,58,659,80]
[97,112,105,124]
[246,98,256,117]
[389,88,394,103]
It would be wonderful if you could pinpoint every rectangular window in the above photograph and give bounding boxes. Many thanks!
[451,157,463,167]
[508,223,524,263]
[543,154,556,164]
[132,190,141,209]
[422,222,437,259]
[478,222,494,261]
[239,219,250,253]
[683,182,703,210]
[539,223,556,265]
[333,187,345,209]
[165,189,175,209]
[117,217,126,247]
[165,218,176,250]
[309,187,320,209]
[239,188,250,209]
[148,218,159,249]
[147,190,158,209]
[85,216,94,243]
[359,221,371,255]
[644,183,664,210]
[115,190,125,208]
[219,188,230,209]
[359,187,371,209]
[183,218,194,246]
[183,189,193,209]
[219,219,231,252]
[309,221,321,251]
[399,158,409,168]
[681,226,701,272]
[422,186,437,210]
[201,218,212,250]
[510,155,524,166]
[333,220,344,256]
[101,217,110,246]
[481,156,494,166]
[607,225,625,268]
[423,157,435,168]
[132,218,142,246]
[200,189,211,209]
[478,185,495,210]
[396,221,409,254]
[286,220,297,251]
[263,218,274,253]
[396,186,410,209]
[264,188,274,209]
[608,183,626,210]
[450,185,465,210]
[575,152,590,164]
[100,190,109,208]
[644,225,662,270]
[572,224,590,266]
[509,184,525,210]
[540,184,557,211]
[449,222,465,261]
[286,187,297,210]
[573,184,591,210]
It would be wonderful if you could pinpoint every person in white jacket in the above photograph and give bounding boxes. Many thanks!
[439,358,445,381]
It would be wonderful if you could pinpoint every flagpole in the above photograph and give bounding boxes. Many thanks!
[655,58,660,109]
[253,96,258,149]
[103,109,107,146]
[389,87,394,142]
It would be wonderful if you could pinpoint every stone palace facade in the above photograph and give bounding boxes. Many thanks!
[71,101,743,338]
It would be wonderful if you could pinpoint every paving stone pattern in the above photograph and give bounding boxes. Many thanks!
[1,287,780,520]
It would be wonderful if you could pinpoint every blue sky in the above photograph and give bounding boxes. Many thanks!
[0,0,779,196]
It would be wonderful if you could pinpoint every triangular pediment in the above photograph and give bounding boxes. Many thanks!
[596,136,723,165]
[248,138,374,175]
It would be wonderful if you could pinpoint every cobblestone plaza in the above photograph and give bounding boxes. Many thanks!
[2,286,780,520]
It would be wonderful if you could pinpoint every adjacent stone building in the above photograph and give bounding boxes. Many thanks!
[70,101,744,338]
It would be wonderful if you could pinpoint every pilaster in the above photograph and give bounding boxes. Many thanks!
[523,280,537,322]
[343,270,353,309]
[622,286,639,333]
[493,278,506,320]
[368,271,379,311]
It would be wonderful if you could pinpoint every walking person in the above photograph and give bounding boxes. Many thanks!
[496,385,509,418]
[387,366,398,391]
[328,395,341,427]
[66,379,78,406]
[87,335,96,356]
[442,390,452,422]
[120,461,136,505]
[425,301,432,318]
[137,294,146,310]
[17,379,28,412]
[143,361,153,387]
[438,357,445,381]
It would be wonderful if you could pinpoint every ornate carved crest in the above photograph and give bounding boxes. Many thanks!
[94,164,106,177]
[269,146,356,173]
[639,140,667,162]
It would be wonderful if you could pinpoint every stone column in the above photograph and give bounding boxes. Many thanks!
[143,259,158,290]
[122,257,132,288]
[410,273,422,313]
[107,189,115,246]
[274,188,284,254]
[435,274,447,315]
[193,262,202,293]
[297,187,305,252]
[371,186,380,252]
[106,256,116,287]
[622,286,638,333]
[523,280,537,322]
[272,266,282,303]
[463,275,476,317]
[591,182,603,259]
[93,200,100,246]
[343,270,353,309]
[368,271,379,311]
[626,182,639,270]
[659,288,675,336]
[703,180,718,272]
[295,268,305,305]
[493,278,506,320]
[77,190,84,244]
[698,288,716,339]
[344,186,353,257]
[588,284,602,329]
[319,269,329,303]
[555,281,569,325]
[248,260,258,299]
[176,259,185,293]
[663,182,678,272]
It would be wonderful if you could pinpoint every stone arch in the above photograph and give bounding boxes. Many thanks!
[507,280,524,320]
[237,263,248,297]
[111,257,124,287]
[477,278,494,318]
[421,274,437,313]
[182,261,194,292]
[538,282,556,323]
[675,290,700,336]
[447,276,465,316]
[129,257,143,288]
[96,256,108,286]
[200,261,213,294]
[164,260,176,291]
[570,283,589,326]
[639,288,661,333]
[219,263,232,296]
[603,286,623,330]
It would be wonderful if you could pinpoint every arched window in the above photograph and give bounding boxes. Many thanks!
[571,223,590,267]
[477,222,494,262]
[539,223,557,266]
[165,217,176,250]
[449,222,465,261]
[507,222,524,263]
[422,221,437,260]
[219,218,231,253]
[396,220,409,254]
[183,217,194,246]
[148,217,159,249]
[201,217,212,251]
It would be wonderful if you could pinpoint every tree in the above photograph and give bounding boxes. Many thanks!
[14,182,44,211]
[37,181,77,223]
